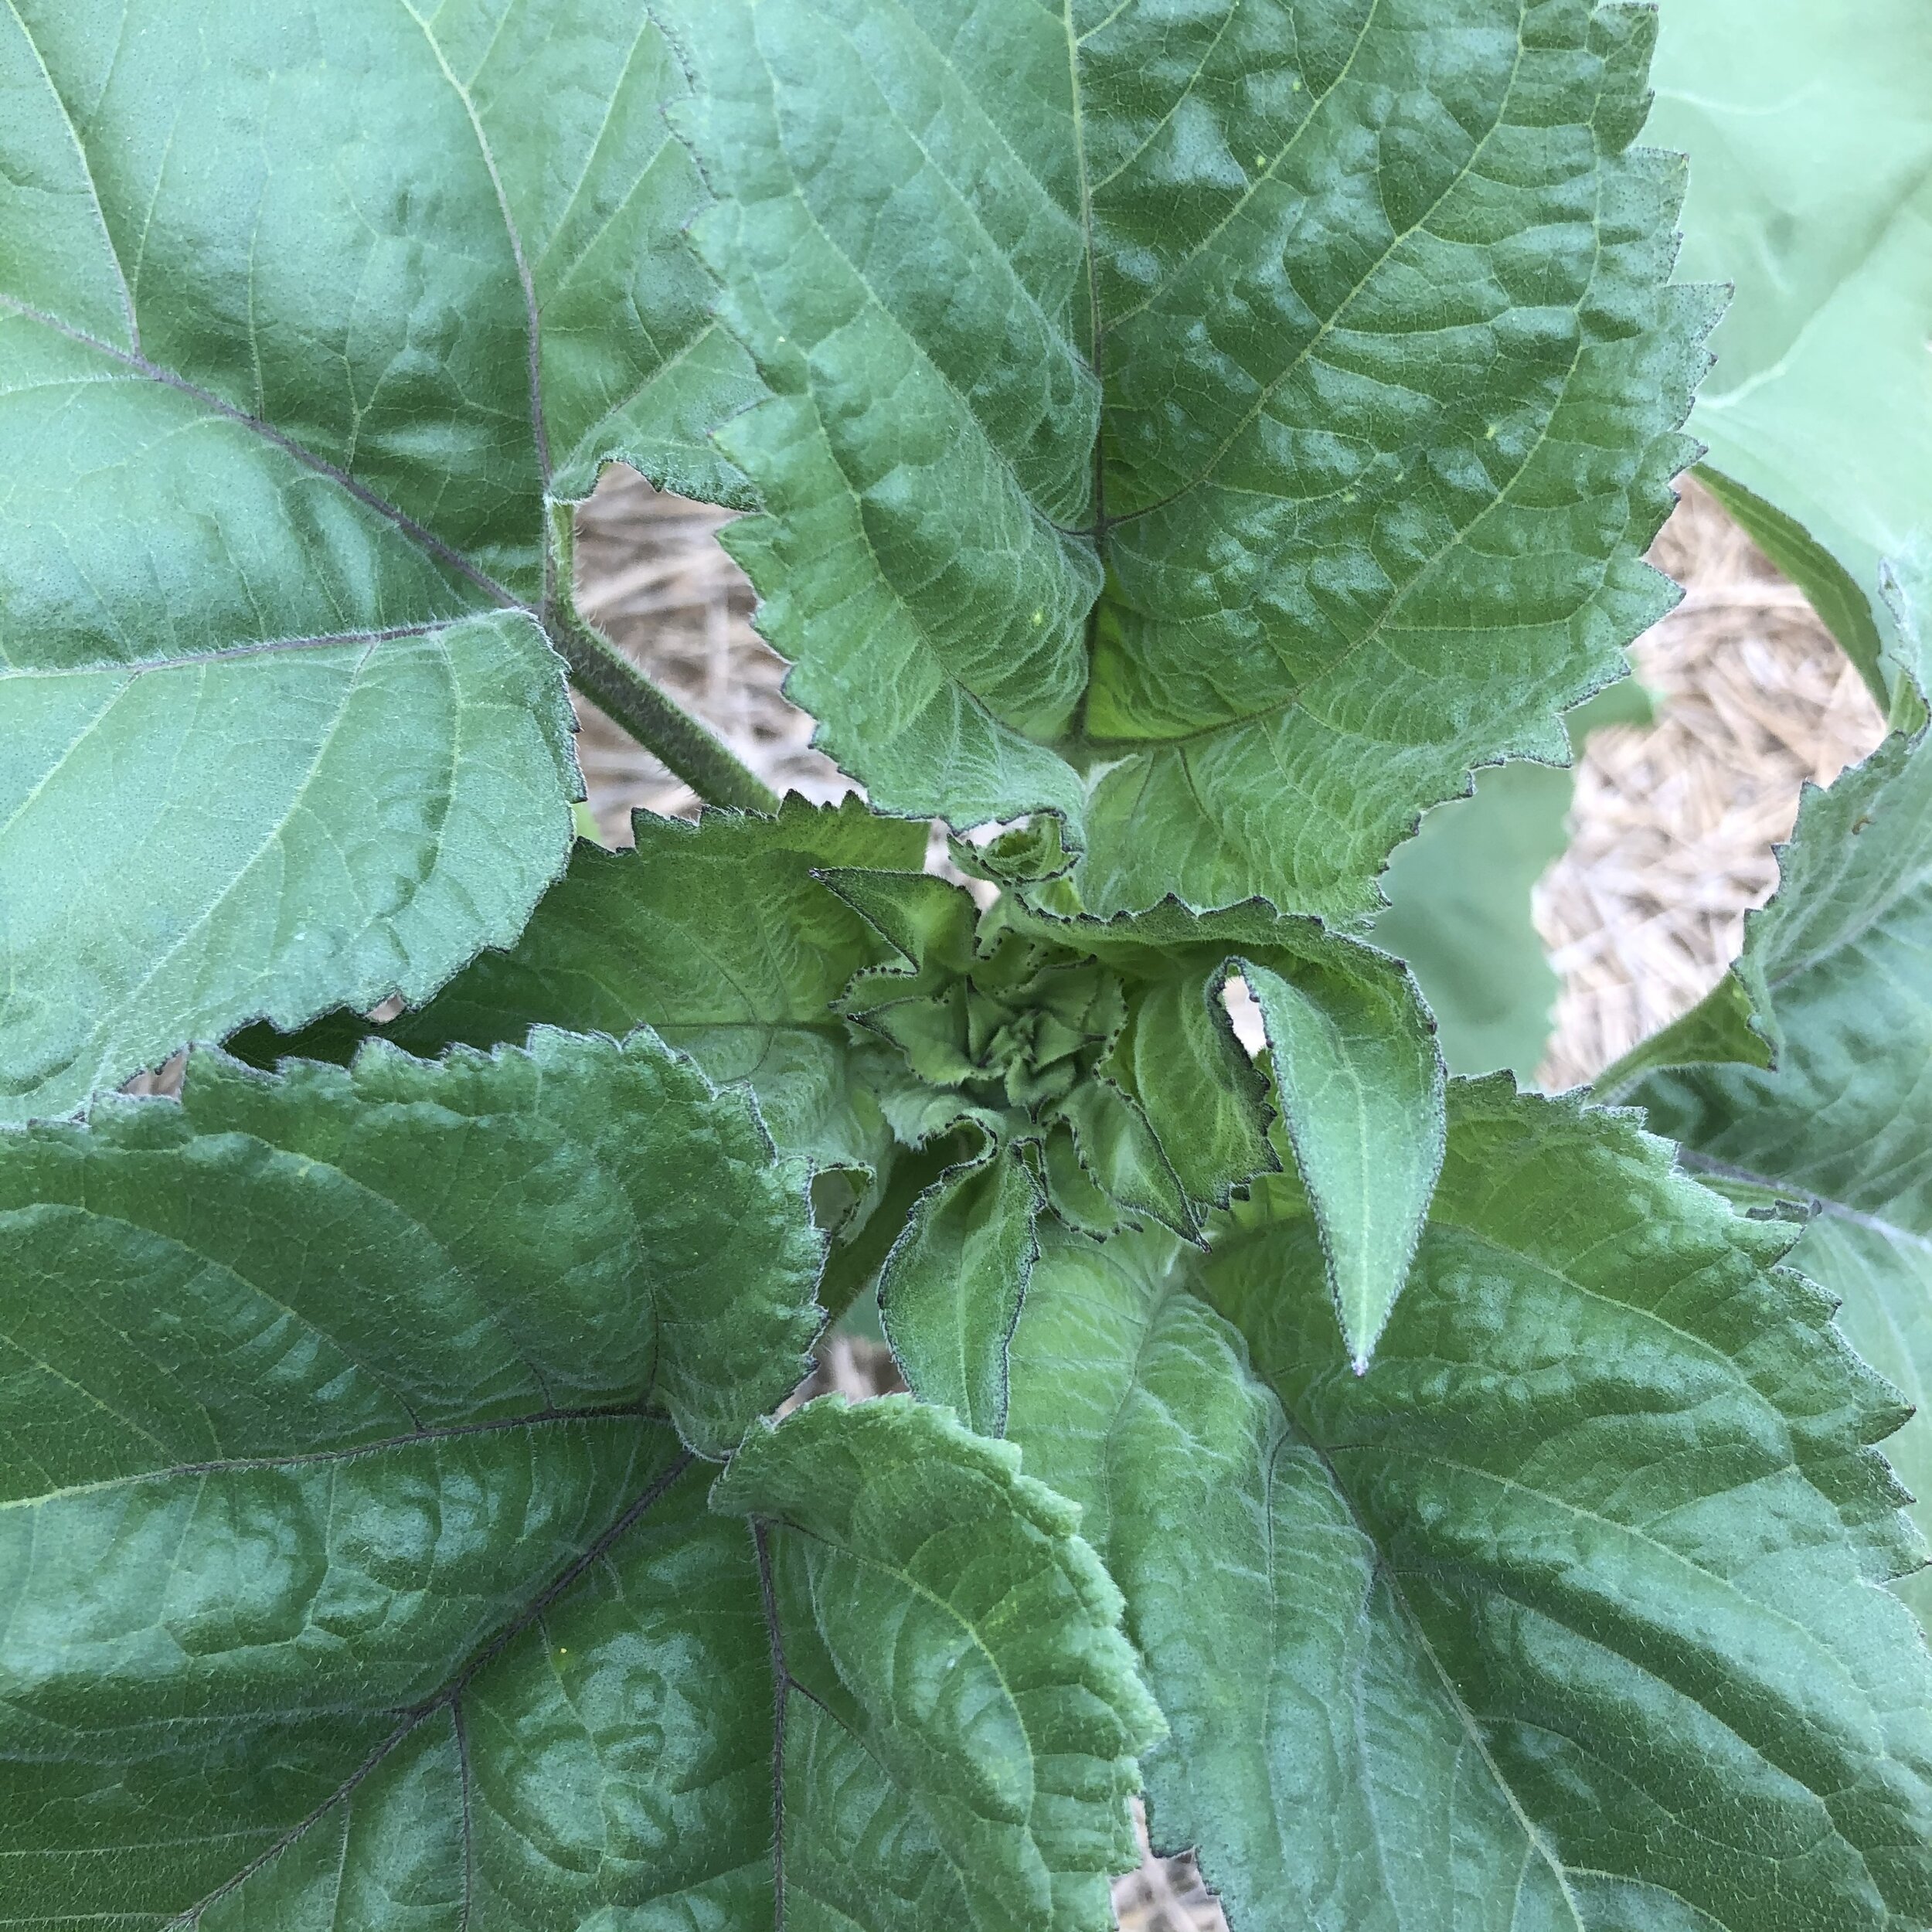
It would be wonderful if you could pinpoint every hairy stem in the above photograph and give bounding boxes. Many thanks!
[549,603,779,815]
[545,499,778,816]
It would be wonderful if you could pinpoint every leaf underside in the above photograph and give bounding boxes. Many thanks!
[0,0,764,1121]
[0,1046,1158,1930]
[1648,0,1932,693]
[1005,1079,1932,1930]
[656,0,1713,919]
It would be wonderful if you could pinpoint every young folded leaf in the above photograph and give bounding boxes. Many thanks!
[1240,959,1443,1367]
[0,1052,1158,1928]
[0,1,760,1122]
[231,796,925,1219]
[1611,724,1932,1627]
[243,798,1444,1387]
[1006,1082,1932,1930]
[654,0,1713,918]
[876,1149,1043,1436]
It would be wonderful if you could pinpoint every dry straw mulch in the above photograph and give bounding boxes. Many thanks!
[571,465,1885,1930]
[1536,481,1886,1085]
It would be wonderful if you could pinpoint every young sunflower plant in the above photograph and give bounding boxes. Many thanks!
[2,4,1929,1927]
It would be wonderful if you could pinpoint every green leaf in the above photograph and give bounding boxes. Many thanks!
[5,1032,821,1460]
[1006,1083,1932,1930]
[1369,677,1655,1080]
[878,1150,1043,1434]
[233,796,924,1202]
[0,1054,1158,1927]
[1240,957,1443,1368]
[716,1396,1165,1931]
[830,872,1445,1362]
[1618,727,1932,1628]
[654,0,1710,919]
[0,1,762,1121]
[1698,470,1894,709]
[1648,0,1932,699]
[1003,896,1445,1361]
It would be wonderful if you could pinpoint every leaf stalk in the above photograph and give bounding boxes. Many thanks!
[548,601,779,815]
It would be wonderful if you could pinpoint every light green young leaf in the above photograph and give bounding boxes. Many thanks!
[0,1059,1158,1927]
[1370,677,1655,1080]
[1648,0,1932,700]
[1698,471,1895,709]
[1617,727,1932,1627]
[655,0,1710,918]
[878,1152,1043,1434]
[233,796,924,1197]
[716,1396,1164,1932]
[0,1,762,1122]
[1006,1084,1932,1930]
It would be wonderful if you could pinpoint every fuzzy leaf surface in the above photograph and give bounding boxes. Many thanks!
[1006,1083,1932,1930]
[876,1149,1043,1437]
[1624,729,1932,1628]
[233,797,925,1193]
[0,1052,1158,1927]
[655,0,1710,917]
[0,0,761,1121]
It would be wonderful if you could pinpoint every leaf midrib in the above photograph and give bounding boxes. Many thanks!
[0,1401,654,1513]
[398,0,552,486]
[0,293,524,617]
[165,1440,696,1930]
[1292,1427,1593,1930]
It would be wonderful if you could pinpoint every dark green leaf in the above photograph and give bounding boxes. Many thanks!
[655,0,1711,918]
[0,1053,1157,1927]
[1,1031,821,1461]
[716,1396,1165,1931]
[233,796,924,1196]
[878,1151,1042,1434]
[1621,726,1932,1628]
[1006,1082,1932,1930]
[0,1,760,1121]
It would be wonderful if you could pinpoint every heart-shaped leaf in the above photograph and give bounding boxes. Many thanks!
[0,1,760,1120]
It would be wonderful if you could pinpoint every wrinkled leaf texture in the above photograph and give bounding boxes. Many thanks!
[1006,1079,1932,1930]
[0,1040,1160,1929]
[242,798,1445,1379]
[0,0,761,1121]
[654,0,1714,920]
[1614,719,1932,1632]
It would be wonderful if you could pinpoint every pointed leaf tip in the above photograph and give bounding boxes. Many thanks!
[1240,954,1446,1369]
